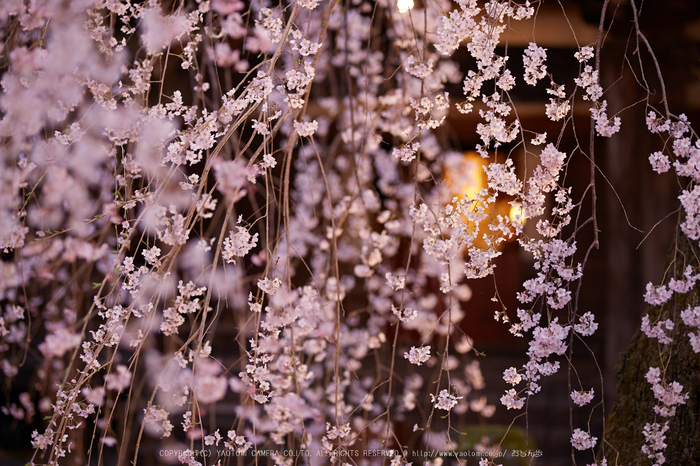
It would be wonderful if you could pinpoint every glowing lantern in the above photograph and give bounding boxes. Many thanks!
[444,151,524,249]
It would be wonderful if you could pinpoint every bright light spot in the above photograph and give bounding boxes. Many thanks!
[445,152,486,201]
[508,202,525,225]
[397,0,414,13]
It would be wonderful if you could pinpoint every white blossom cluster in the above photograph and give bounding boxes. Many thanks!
[430,389,462,412]
[571,428,597,451]
[222,217,259,264]
[642,422,670,466]
[404,346,431,366]
[570,389,595,407]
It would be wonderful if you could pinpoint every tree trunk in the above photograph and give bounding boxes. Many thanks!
[603,234,700,463]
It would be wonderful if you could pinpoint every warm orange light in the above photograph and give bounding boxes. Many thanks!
[444,151,486,201]
[444,151,522,249]
[508,202,525,225]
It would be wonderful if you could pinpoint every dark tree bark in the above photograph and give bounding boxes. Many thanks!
[604,233,700,464]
